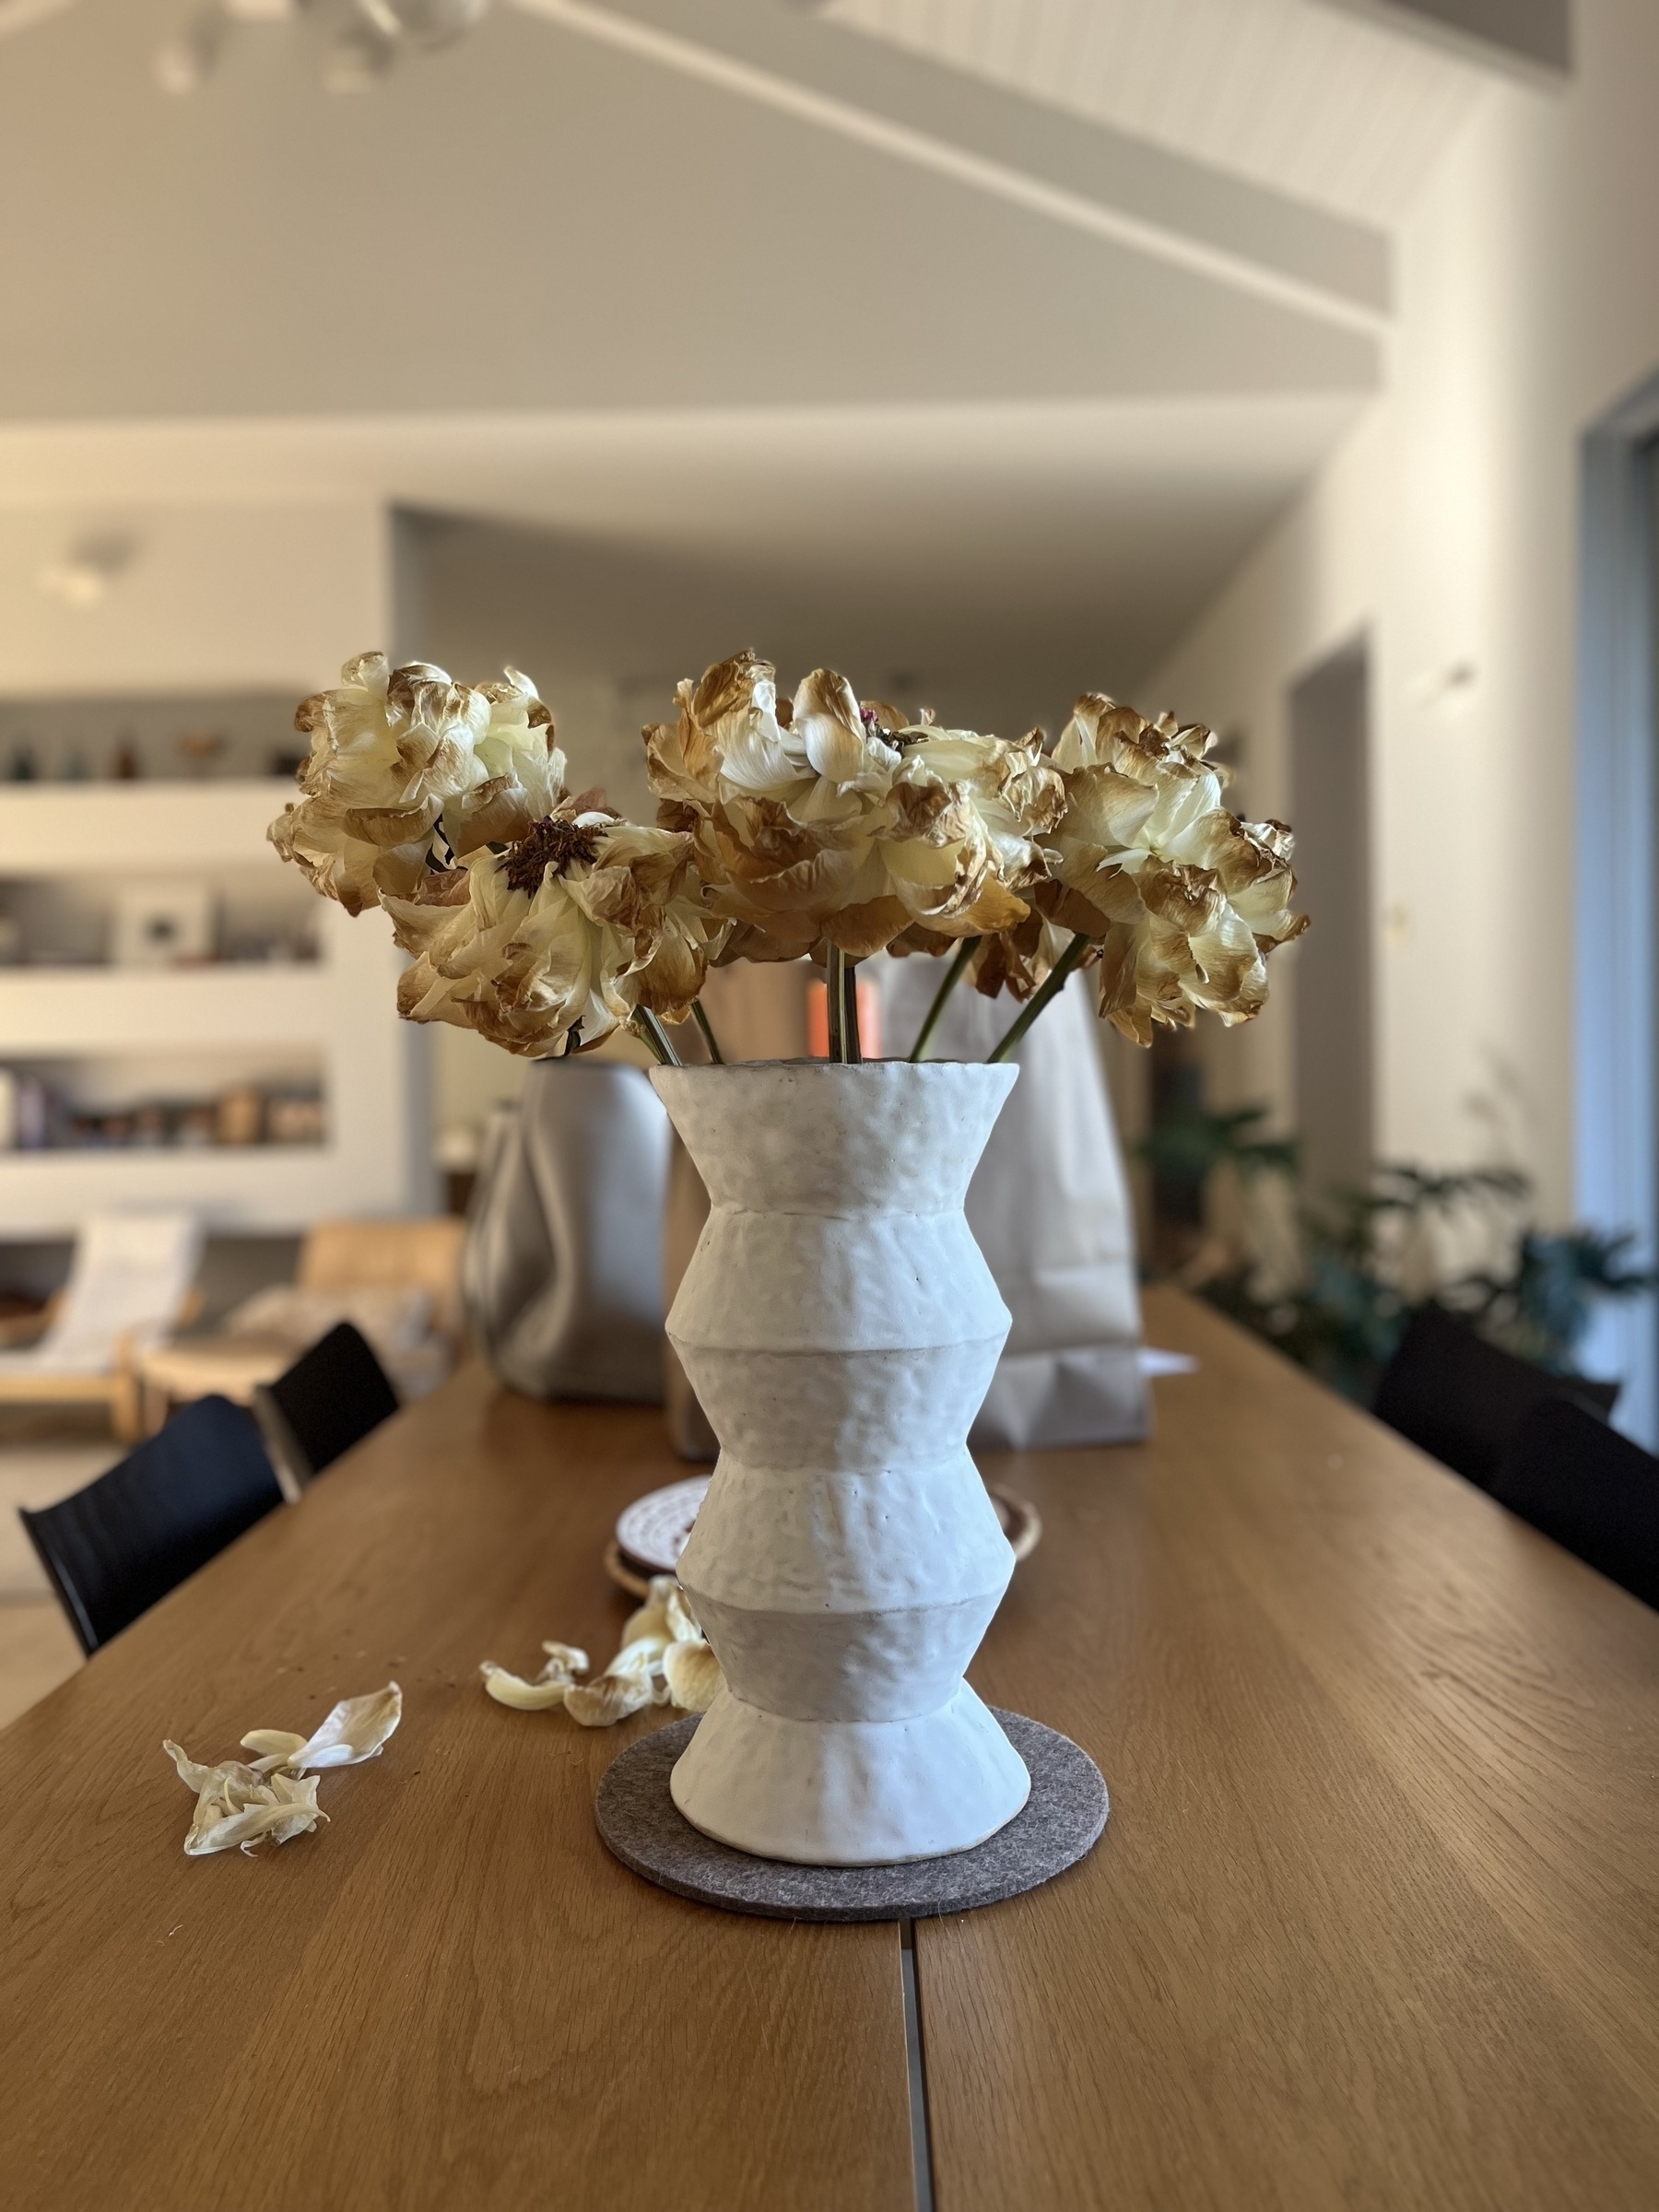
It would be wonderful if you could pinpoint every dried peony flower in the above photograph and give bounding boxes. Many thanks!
[1040,693,1308,1044]
[484,1579,725,1727]
[381,809,724,1057]
[645,652,1062,961]
[443,668,568,853]
[268,654,575,915]
[878,722,1063,941]
[270,654,494,914]
[162,1683,402,1857]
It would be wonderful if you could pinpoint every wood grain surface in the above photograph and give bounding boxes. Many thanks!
[0,1373,913,2212]
[920,1288,1659,2210]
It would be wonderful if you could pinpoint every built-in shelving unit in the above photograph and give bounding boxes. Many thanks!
[0,780,432,1235]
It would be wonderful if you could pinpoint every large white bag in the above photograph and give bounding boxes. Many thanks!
[877,962,1148,1449]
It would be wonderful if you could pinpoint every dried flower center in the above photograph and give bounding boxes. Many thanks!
[503,815,602,892]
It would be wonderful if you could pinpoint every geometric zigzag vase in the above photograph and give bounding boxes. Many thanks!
[651,1059,1032,1865]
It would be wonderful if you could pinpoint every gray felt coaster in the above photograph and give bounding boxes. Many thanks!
[594,1709,1108,1922]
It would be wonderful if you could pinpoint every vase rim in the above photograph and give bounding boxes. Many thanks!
[651,1057,1017,1075]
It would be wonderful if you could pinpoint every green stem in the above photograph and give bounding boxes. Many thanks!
[630,1006,681,1068]
[691,999,725,1065]
[824,945,846,1063]
[908,935,981,1063]
[985,934,1089,1065]
[843,959,863,1065]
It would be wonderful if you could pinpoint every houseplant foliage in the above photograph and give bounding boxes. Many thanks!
[1139,1105,1653,1404]
[270,649,1308,1868]
[269,649,1308,1065]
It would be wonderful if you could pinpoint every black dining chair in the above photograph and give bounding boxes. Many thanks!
[1490,1395,1659,1610]
[1372,1305,1618,1493]
[252,1321,399,1496]
[19,1394,283,1656]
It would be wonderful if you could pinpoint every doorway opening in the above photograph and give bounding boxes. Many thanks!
[1288,639,1373,1203]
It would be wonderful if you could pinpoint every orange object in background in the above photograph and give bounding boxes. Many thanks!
[804,977,883,1059]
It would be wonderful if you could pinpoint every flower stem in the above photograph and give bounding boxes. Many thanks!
[691,999,725,1065]
[843,959,863,1065]
[908,935,981,1063]
[985,934,1089,1065]
[630,1006,681,1068]
[825,945,846,1063]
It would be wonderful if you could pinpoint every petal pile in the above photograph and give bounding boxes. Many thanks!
[162,1682,403,1858]
[481,1578,724,1727]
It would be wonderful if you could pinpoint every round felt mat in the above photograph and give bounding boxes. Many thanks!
[594,1708,1107,1922]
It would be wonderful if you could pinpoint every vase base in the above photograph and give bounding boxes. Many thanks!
[595,1709,1107,1922]
[667,1684,1030,1865]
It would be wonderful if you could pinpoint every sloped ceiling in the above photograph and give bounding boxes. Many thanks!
[0,0,1477,692]
[826,0,1484,227]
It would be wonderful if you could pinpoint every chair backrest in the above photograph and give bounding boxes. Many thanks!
[1372,1305,1618,1492]
[18,1394,281,1655]
[298,1217,466,1343]
[42,1211,203,1368]
[253,1321,399,1493]
[1491,1396,1659,1610]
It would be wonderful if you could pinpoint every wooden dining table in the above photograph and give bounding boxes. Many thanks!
[2,1286,1656,2209]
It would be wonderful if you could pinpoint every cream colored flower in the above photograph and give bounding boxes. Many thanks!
[269,653,490,913]
[382,810,721,1057]
[1041,694,1307,1043]
[878,723,1063,941]
[269,654,573,914]
[646,653,1061,959]
[443,668,569,853]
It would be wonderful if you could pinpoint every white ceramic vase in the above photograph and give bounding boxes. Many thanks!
[650,1059,1031,1865]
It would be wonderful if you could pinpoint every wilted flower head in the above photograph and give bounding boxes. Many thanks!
[645,651,1063,959]
[382,806,724,1057]
[269,653,566,913]
[1041,693,1307,1043]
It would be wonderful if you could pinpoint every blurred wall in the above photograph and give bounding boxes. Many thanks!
[0,501,387,696]
[1141,0,1659,1232]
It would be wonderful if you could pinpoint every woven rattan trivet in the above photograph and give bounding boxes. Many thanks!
[594,1709,1107,1922]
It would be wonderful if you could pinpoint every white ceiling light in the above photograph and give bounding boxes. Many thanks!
[37,533,139,608]
[153,0,493,96]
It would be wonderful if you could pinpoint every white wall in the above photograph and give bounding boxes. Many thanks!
[1142,0,1659,1237]
[0,500,388,696]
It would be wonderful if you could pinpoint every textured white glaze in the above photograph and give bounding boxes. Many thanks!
[652,1060,1031,1865]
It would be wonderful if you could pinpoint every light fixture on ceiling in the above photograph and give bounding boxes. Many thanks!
[154,0,493,97]
[37,533,140,608]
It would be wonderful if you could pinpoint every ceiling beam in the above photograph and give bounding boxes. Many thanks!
[508,0,1391,336]
[1317,0,1571,83]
